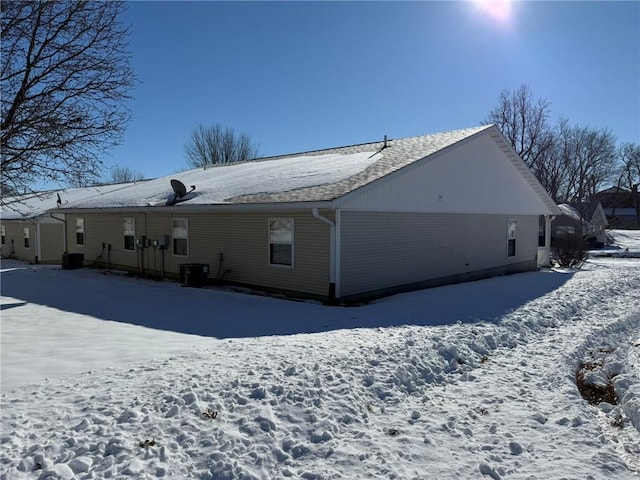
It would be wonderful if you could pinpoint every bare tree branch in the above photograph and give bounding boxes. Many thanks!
[185,123,260,168]
[485,84,555,171]
[107,165,145,184]
[615,142,640,227]
[1,1,136,200]
[554,121,617,204]
[485,84,621,207]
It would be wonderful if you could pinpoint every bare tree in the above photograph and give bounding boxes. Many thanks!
[1,1,136,201]
[485,85,621,208]
[617,143,640,189]
[185,123,260,168]
[555,121,617,205]
[531,139,568,203]
[615,142,640,227]
[484,84,555,172]
[108,166,145,184]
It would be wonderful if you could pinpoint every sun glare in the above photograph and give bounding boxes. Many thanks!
[473,0,512,23]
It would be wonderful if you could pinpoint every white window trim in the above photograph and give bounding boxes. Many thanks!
[172,217,189,257]
[24,227,30,249]
[76,217,85,247]
[123,217,136,252]
[268,218,294,268]
[1,225,5,245]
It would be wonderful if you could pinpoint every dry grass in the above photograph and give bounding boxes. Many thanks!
[575,361,618,406]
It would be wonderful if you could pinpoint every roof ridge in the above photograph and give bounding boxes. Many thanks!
[251,124,491,162]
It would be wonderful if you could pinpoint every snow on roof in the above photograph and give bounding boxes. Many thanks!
[1,183,138,220]
[62,125,492,209]
[66,151,380,209]
[558,203,583,222]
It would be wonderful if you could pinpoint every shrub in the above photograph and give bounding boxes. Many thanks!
[551,234,588,267]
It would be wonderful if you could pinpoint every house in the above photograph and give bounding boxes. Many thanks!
[595,187,640,229]
[579,199,609,242]
[552,201,608,247]
[57,125,561,303]
[0,184,136,264]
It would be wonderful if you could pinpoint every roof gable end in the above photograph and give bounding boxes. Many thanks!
[335,125,561,216]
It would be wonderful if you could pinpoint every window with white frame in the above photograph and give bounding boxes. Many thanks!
[1,225,5,244]
[76,218,85,246]
[123,218,135,251]
[172,218,188,256]
[507,218,517,257]
[269,218,293,266]
[24,227,30,248]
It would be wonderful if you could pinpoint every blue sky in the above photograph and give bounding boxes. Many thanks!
[109,1,640,180]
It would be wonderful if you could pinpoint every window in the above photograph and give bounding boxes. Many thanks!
[24,227,30,249]
[123,218,135,251]
[172,218,188,256]
[507,218,517,257]
[538,225,545,247]
[269,218,293,266]
[1,225,5,245]
[76,218,85,246]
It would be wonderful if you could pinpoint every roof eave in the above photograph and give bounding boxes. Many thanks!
[487,125,563,216]
[57,200,334,214]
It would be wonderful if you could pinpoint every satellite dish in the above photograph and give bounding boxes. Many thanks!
[170,179,187,199]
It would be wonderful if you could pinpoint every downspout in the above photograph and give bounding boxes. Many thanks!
[144,211,149,275]
[35,222,41,264]
[49,213,67,253]
[312,208,336,304]
[545,214,556,267]
[633,183,640,229]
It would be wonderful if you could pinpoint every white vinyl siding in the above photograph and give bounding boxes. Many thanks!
[62,211,330,298]
[340,211,538,298]
[336,133,553,215]
[0,222,43,263]
[38,223,64,263]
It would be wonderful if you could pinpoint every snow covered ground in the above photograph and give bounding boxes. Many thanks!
[1,231,639,479]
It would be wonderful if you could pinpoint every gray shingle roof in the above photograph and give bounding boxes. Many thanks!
[54,124,559,213]
[227,125,491,203]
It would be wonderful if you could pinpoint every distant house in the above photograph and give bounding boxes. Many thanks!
[595,187,640,229]
[552,201,607,247]
[579,199,609,240]
[57,125,561,303]
[0,184,135,264]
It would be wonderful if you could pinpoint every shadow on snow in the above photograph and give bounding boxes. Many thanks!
[0,261,574,339]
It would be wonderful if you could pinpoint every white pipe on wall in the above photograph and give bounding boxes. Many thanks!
[312,208,336,302]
